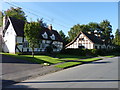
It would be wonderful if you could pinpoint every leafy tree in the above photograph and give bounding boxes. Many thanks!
[88,22,100,32]
[59,30,69,46]
[0,11,4,27]
[99,20,113,46]
[113,29,120,46]
[4,7,27,21]
[68,24,90,41]
[24,21,42,57]
[68,24,81,41]
[37,18,48,28]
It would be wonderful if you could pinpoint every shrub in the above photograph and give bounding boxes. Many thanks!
[60,47,120,56]
[60,48,86,56]
[46,46,53,54]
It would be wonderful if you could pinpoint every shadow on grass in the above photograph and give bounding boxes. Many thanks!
[2,54,52,64]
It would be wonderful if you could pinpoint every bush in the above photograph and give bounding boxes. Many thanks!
[60,48,86,56]
[46,46,53,54]
[60,48,120,56]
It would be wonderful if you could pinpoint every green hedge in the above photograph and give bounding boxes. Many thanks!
[60,48,120,56]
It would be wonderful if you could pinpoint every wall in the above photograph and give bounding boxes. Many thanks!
[66,33,94,49]
[16,38,63,53]
[3,20,16,53]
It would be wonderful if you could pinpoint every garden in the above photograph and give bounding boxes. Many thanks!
[1,47,119,69]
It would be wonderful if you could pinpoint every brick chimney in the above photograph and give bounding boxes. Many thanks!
[48,24,52,30]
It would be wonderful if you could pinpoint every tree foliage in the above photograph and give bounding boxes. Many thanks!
[99,20,113,45]
[0,11,4,27]
[88,22,100,32]
[68,24,90,41]
[24,21,42,57]
[4,7,27,21]
[59,30,69,46]
[68,20,113,46]
[113,29,120,46]
[37,18,48,28]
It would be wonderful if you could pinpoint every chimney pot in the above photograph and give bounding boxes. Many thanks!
[48,24,52,30]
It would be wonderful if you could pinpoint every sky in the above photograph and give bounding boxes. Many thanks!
[2,1,118,36]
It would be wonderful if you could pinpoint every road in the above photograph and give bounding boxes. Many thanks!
[6,57,119,88]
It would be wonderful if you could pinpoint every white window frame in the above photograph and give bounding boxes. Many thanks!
[50,34,55,40]
[42,32,48,39]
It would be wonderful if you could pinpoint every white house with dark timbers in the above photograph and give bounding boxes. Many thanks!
[65,31,114,49]
[2,16,63,53]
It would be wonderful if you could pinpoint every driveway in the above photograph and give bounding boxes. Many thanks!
[2,54,43,75]
[1,54,44,86]
[6,57,119,88]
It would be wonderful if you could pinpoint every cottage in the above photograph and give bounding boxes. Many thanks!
[2,16,63,53]
[65,31,113,49]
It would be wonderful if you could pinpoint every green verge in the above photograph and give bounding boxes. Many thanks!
[79,58,102,62]
[55,62,82,68]
[104,55,115,58]
[35,55,63,64]
[1,53,63,64]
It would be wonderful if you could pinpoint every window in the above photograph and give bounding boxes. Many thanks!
[79,38,84,41]
[46,40,50,44]
[23,41,29,48]
[95,46,97,49]
[42,32,48,39]
[50,34,55,40]
[78,46,85,48]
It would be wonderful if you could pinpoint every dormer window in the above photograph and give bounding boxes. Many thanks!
[50,34,55,40]
[42,32,48,39]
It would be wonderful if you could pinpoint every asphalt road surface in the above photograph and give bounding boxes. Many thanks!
[6,57,119,88]
[1,54,44,87]
[2,54,44,75]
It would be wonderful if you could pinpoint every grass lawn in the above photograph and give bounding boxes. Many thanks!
[1,53,63,64]
[79,58,102,62]
[103,55,115,58]
[55,62,82,68]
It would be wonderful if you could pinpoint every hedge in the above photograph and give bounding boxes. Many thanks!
[60,48,120,56]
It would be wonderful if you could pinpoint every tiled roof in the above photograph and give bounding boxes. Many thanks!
[39,27,63,42]
[66,31,103,47]
[82,32,103,44]
[9,17,25,36]
[4,16,63,42]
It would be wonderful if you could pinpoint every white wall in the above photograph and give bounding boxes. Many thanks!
[66,33,94,49]
[3,20,16,53]
[15,37,63,53]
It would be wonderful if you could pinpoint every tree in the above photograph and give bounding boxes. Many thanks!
[68,24,90,41]
[113,29,120,46]
[24,21,42,57]
[37,18,48,28]
[59,30,69,46]
[0,11,4,27]
[4,7,27,21]
[99,20,113,46]
[88,22,100,32]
